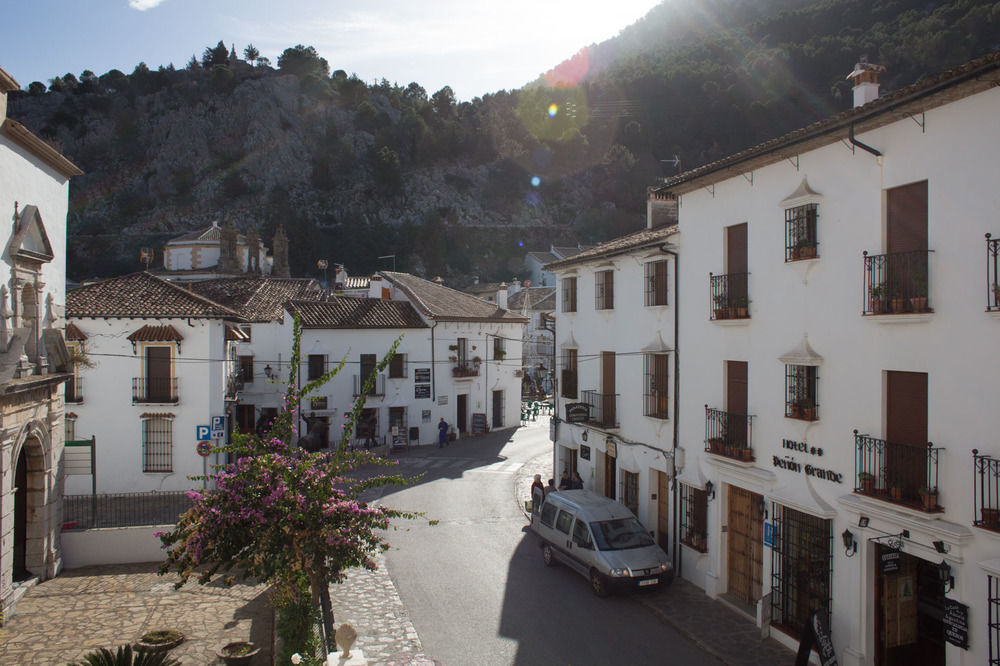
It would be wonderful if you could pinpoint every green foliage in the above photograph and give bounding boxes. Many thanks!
[68,645,180,666]
[277,45,330,79]
[275,577,323,665]
[243,44,260,65]
[202,40,229,69]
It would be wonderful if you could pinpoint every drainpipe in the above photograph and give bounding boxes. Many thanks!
[849,123,882,158]
[430,321,438,401]
[660,245,681,578]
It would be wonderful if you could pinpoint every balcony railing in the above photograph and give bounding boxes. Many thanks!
[352,373,386,396]
[709,272,750,320]
[225,371,244,399]
[66,376,83,403]
[452,361,479,378]
[581,390,618,428]
[974,449,1000,530]
[862,250,932,315]
[987,234,1000,311]
[132,377,178,403]
[704,405,754,461]
[854,431,942,512]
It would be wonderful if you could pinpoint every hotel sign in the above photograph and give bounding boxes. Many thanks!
[565,402,589,423]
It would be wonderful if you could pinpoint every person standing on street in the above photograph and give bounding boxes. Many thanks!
[438,417,449,448]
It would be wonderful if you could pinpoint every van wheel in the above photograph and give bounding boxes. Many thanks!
[542,544,556,567]
[590,570,609,597]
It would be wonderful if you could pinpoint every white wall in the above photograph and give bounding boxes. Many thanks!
[61,526,167,568]
[66,317,228,494]
[675,85,1000,664]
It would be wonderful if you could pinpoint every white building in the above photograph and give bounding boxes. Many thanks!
[65,272,242,494]
[507,286,556,395]
[546,224,677,544]
[654,51,1000,665]
[0,65,81,617]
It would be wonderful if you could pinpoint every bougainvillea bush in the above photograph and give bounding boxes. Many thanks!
[158,317,419,657]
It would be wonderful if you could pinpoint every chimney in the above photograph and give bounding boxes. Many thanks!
[647,188,679,229]
[368,274,383,299]
[497,282,508,310]
[433,276,444,285]
[847,59,885,108]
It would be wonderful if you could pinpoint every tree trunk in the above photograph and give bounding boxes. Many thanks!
[309,568,336,655]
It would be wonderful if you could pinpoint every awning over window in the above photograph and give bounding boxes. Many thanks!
[65,323,87,341]
[778,333,823,366]
[127,324,184,343]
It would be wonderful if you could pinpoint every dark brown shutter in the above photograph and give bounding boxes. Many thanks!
[886,371,927,447]
[602,351,616,425]
[887,181,928,255]
[727,361,748,446]
[146,347,171,401]
[727,223,748,274]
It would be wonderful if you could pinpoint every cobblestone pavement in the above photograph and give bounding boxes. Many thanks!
[0,562,272,665]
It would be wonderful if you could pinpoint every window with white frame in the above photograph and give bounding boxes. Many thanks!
[644,259,668,306]
[142,415,173,473]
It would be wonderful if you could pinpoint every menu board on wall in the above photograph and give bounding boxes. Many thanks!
[943,599,969,649]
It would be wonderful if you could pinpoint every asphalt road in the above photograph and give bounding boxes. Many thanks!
[375,422,719,666]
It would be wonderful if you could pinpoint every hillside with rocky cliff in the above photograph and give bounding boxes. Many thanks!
[9,0,999,282]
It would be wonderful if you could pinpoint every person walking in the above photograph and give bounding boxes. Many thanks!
[438,417,449,448]
[530,474,545,512]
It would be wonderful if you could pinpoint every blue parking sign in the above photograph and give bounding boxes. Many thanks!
[763,522,775,548]
[196,425,211,441]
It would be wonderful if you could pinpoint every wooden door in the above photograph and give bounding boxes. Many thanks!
[657,471,671,552]
[457,394,467,433]
[492,390,504,428]
[727,361,748,447]
[604,451,617,500]
[601,351,616,426]
[146,346,171,401]
[727,485,764,606]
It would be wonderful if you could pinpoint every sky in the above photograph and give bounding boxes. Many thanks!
[3,0,663,101]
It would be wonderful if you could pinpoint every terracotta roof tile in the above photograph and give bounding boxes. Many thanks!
[381,272,528,323]
[545,226,678,270]
[288,297,428,329]
[127,324,184,342]
[188,277,322,322]
[67,272,239,319]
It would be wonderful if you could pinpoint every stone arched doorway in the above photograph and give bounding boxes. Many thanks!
[11,434,46,581]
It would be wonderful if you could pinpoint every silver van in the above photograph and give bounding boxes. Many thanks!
[530,489,673,596]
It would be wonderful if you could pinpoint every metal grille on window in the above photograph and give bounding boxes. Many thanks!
[142,417,173,473]
[785,203,818,262]
[770,503,832,640]
[595,270,614,310]
[679,485,708,552]
[308,354,325,381]
[623,471,639,515]
[562,277,577,313]
[990,575,1000,665]
[785,364,818,420]
[644,260,668,306]
[643,353,669,419]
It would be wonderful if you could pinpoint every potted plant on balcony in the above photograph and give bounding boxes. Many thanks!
[993,282,1000,308]
[982,506,1000,528]
[918,486,938,511]
[794,237,816,260]
[909,272,928,312]
[733,296,750,318]
[713,293,729,320]
[707,435,726,454]
[889,285,907,314]
[795,397,816,421]
[889,483,903,500]
[868,284,885,314]
[738,446,754,462]
[858,472,876,494]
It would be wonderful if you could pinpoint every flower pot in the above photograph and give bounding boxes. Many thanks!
[217,641,259,666]
[135,630,184,652]
[735,307,748,318]
[738,447,754,462]
[860,477,875,494]
[891,298,907,313]
[982,507,1000,528]
[909,296,928,312]
[708,438,725,454]
[890,486,903,500]
[870,298,886,314]
[714,308,728,320]
[920,491,937,511]
[800,407,816,421]
[788,404,801,418]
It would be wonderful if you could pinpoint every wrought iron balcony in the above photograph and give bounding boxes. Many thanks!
[974,449,1000,530]
[709,272,750,320]
[352,373,386,396]
[451,361,479,378]
[581,390,618,428]
[132,377,178,404]
[66,376,83,403]
[854,431,942,512]
[862,250,932,315]
[704,405,754,461]
[987,234,1000,311]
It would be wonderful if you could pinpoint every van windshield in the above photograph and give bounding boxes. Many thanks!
[590,518,655,551]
